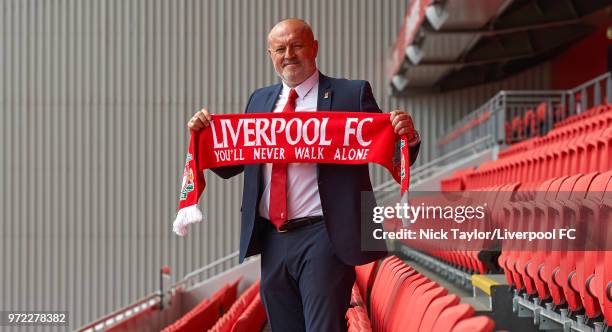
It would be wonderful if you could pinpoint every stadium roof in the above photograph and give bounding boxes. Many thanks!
[389,0,611,95]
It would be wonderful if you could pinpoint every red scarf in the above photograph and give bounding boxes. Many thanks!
[173,112,411,235]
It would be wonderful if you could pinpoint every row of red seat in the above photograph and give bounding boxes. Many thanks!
[346,256,495,332]
[505,102,550,144]
[553,104,611,130]
[497,172,612,324]
[388,183,518,275]
[440,168,475,192]
[161,279,264,332]
[161,279,239,331]
[209,281,265,332]
[498,104,611,160]
[534,104,612,147]
[465,116,612,190]
[437,101,612,326]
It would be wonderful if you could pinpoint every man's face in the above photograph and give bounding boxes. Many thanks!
[267,22,318,87]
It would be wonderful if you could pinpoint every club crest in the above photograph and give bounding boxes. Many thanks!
[180,153,195,200]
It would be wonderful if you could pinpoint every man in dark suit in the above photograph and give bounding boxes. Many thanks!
[188,18,420,332]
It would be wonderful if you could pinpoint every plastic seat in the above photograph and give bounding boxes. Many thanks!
[355,261,378,302]
[369,257,405,329]
[384,280,437,331]
[346,306,372,332]
[573,170,612,319]
[378,268,421,330]
[430,303,475,332]
[554,173,599,311]
[391,286,447,332]
[418,294,460,332]
[594,176,612,325]
[451,316,495,332]
[507,179,557,294]
[541,174,585,306]
[231,294,266,332]
[208,281,260,332]
[601,250,612,325]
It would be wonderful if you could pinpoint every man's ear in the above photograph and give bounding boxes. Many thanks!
[313,40,319,57]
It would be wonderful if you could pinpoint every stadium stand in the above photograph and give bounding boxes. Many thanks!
[392,69,612,331]
[160,279,241,332]
[346,256,495,332]
[76,0,611,327]
[78,74,612,332]
[428,100,612,329]
[208,283,265,332]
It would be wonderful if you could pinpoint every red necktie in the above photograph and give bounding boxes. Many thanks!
[269,89,298,229]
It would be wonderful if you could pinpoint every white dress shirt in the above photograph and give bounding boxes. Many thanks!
[258,71,324,220]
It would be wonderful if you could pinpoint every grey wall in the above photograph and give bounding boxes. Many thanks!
[0,0,550,329]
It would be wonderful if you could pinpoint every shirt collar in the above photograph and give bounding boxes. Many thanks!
[282,70,319,99]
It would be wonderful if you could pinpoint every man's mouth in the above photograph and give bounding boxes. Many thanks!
[283,62,300,68]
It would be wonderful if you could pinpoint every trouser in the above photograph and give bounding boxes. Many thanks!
[259,218,356,332]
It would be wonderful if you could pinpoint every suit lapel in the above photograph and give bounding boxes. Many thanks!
[262,83,283,113]
[316,73,333,180]
[317,73,333,111]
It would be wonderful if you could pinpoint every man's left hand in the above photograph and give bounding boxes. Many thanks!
[390,109,416,138]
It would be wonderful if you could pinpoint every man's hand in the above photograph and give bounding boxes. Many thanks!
[188,108,213,131]
[390,109,416,139]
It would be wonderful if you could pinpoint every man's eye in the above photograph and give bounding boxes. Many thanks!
[275,48,285,53]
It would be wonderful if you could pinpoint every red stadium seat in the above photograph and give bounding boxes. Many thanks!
[346,306,372,332]
[377,269,422,331]
[355,261,378,304]
[573,170,612,319]
[161,298,220,332]
[541,174,584,306]
[418,294,460,332]
[595,177,612,325]
[384,280,437,331]
[430,303,475,332]
[554,173,599,312]
[209,281,260,332]
[389,285,447,332]
[230,294,266,332]
[450,316,495,332]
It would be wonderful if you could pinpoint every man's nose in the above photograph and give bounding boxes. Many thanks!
[284,46,296,58]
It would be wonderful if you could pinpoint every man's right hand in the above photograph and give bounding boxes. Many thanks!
[187,108,213,131]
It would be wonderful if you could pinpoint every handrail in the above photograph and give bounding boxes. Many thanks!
[175,251,240,289]
[374,135,494,192]
[77,251,241,331]
[567,72,611,95]
[413,135,493,174]
[565,72,611,115]
[439,72,611,151]
[441,90,566,138]
[77,293,160,331]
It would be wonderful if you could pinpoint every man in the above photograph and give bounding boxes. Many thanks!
[188,19,420,332]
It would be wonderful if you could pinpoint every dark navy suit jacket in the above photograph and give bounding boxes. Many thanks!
[212,73,420,266]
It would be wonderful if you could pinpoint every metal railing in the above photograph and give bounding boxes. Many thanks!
[375,135,495,194]
[173,251,240,290]
[565,71,612,116]
[77,251,241,331]
[439,90,565,155]
[438,72,612,155]
[78,294,161,332]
